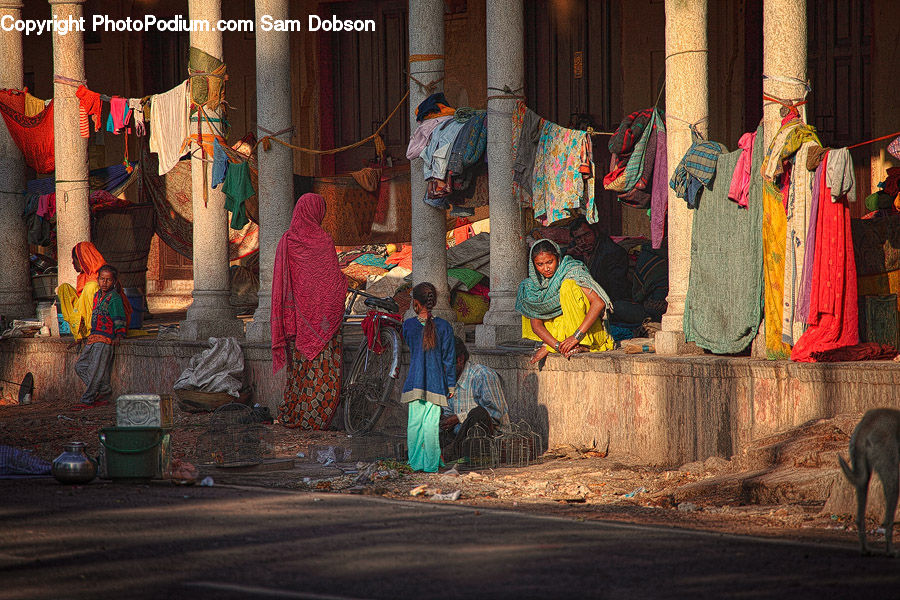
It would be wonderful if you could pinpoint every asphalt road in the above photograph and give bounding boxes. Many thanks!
[1,479,897,600]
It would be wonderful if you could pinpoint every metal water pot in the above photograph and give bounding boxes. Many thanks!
[51,442,97,484]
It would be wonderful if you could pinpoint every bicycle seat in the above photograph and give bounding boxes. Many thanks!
[364,296,399,313]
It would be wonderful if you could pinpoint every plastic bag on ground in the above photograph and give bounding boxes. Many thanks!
[173,337,244,397]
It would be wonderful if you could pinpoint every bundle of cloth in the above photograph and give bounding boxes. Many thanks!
[511,101,597,226]
[605,108,669,248]
[407,93,488,217]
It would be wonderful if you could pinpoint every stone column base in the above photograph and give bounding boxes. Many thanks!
[654,330,685,355]
[0,292,35,320]
[655,330,705,356]
[475,312,522,349]
[180,290,244,340]
[179,317,245,341]
[245,318,271,343]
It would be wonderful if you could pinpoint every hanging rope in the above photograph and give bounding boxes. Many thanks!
[848,131,900,150]
[252,89,409,158]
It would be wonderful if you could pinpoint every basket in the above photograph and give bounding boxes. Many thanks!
[174,388,252,413]
[32,274,58,301]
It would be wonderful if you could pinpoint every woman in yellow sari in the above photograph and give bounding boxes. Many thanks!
[516,239,614,364]
[57,242,128,340]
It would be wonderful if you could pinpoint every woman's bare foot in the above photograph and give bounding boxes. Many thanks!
[530,345,550,364]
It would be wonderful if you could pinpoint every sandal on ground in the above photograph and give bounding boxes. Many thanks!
[71,403,95,411]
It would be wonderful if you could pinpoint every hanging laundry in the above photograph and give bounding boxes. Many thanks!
[791,151,859,362]
[76,84,102,136]
[669,131,727,209]
[781,132,821,345]
[351,167,381,193]
[620,109,663,195]
[796,161,825,324]
[415,92,454,122]
[728,131,757,208]
[128,98,146,136]
[148,80,190,176]
[512,106,544,197]
[211,138,229,189]
[447,110,487,175]
[650,123,668,249]
[108,97,131,134]
[826,147,856,203]
[36,193,56,219]
[406,115,452,160]
[532,121,596,225]
[0,91,55,173]
[24,91,45,118]
[421,117,466,181]
[617,121,658,209]
[221,160,254,230]
[684,125,765,354]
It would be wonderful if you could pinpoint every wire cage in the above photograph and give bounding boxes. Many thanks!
[497,421,543,467]
[197,403,274,467]
[456,423,499,471]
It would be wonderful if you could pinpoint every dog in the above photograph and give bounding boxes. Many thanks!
[838,408,900,556]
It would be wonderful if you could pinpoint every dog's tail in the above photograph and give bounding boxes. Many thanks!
[838,453,864,487]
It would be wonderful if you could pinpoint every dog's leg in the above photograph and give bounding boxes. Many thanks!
[879,458,900,557]
[856,470,872,556]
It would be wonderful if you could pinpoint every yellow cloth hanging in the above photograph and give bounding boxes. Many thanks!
[57,281,97,340]
[521,279,613,353]
[24,92,45,117]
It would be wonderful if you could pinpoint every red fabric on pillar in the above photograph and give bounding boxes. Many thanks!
[791,152,859,362]
[0,90,55,173]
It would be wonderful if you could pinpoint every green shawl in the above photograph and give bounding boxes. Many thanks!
[515,240,613,321]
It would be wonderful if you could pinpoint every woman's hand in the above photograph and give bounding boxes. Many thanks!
[558,335,580,357]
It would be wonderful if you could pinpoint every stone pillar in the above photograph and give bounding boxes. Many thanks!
[408,0,454,320]
[475,0,526,348]
[0,1,33,318]
[246,0,294,342]
[656,0,708,355]
[50,0,89,290]
[762,0,807,148]
[180,0,244,340]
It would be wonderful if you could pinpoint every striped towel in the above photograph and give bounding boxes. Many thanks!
[670,132,727,208]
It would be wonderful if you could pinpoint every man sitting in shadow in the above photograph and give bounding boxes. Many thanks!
[440,337,510,459]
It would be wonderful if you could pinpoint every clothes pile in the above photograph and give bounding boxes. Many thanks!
[512,101,597,226]
[407,93,488,217]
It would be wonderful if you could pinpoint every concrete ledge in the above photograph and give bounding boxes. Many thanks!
[4,338,900,466]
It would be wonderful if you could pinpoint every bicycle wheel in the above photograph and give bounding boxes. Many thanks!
[343,327,399,435]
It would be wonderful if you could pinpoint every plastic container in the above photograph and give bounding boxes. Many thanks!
[123,288,145,329]
[98,427,162,482]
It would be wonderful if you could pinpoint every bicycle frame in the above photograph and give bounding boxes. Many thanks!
[344,287,402,380]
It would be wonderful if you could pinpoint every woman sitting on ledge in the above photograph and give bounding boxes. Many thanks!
[57,242,116,341]
[516,239,614,364]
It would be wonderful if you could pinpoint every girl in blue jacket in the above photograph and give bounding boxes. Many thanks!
[402,282,456,472]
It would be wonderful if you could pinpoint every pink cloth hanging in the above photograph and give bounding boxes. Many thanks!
[728,131,757,208]
[36,193,55,219]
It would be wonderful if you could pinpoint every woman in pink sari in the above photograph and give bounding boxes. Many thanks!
[271,193,347,429]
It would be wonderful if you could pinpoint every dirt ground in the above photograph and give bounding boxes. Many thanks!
[0,394,888,553]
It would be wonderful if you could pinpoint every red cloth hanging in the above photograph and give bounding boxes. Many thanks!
[791,152,859,362]
[0,90,55,173]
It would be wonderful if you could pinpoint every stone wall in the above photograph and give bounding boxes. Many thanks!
[6,338,900,467]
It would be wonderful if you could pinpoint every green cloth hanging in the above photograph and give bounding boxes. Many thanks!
[221,161,254,230]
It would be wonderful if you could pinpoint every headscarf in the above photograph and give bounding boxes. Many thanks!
[73,241,133,330]
[271,193,347,373]
[515,239,613,321]
[74,241,106,294]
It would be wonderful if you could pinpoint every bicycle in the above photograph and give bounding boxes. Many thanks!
[341,287,403,435]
